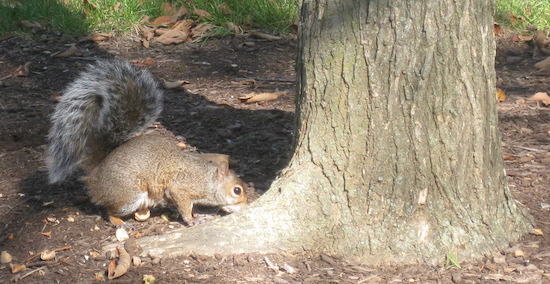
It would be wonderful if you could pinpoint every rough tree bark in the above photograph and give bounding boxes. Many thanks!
[130,0,532,265]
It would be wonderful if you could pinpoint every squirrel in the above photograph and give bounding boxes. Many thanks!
[46,60,248,225]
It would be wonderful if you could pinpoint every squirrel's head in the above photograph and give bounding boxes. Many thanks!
[221,181,248,213]
[214,158,248,212]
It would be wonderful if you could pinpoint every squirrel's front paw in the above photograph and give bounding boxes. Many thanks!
[185,214,218,226]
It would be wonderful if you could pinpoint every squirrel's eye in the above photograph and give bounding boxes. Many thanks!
[233,186,242,195]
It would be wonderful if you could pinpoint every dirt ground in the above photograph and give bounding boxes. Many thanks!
[0,30,549,283]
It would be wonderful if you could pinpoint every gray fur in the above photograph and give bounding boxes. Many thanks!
[46,60,164,183]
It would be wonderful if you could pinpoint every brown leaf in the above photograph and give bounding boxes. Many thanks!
[153,29,189,45]
[191,23,214,38]
[530,228,544,236]
[78,32,113,42]
[239,91,287,104]
[12,61,31,77]
[113,2,122,11]
[160,2,175,16]
[129,58,155,67]
[534,56,550,70]
[41,231,52,237]
[82,0,97,10]
[10,263,26,274]
[20,20,44,29]
[250,31,281,41]
[108,246,131,279]
[528,92,550,105]
[141,39,150,48]
[217,2,232,15]
[151,15,176,25]
[512,34,532,42]
[51,45,79,58]
[193,7,212,18]
[173,19,194,32]
[225,22,242,35]
[496,88,506,102]
[174,6,188,18]
[493,23,501,35]
[140,26,154,41]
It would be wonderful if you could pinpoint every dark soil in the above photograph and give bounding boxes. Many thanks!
[0,30,549,283]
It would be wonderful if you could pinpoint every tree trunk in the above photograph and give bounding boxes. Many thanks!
[130,0,531,265]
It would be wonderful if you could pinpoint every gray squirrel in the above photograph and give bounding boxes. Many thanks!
[46,60,247,225]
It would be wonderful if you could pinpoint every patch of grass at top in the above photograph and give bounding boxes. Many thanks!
[495,0,550,31]
[0,0,298,36]
[190,0,298,34]
[0,0,89,35]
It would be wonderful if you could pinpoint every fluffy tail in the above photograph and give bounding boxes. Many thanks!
[46,60,163,183]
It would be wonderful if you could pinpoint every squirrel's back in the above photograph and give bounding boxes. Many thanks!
[46,60,163,183]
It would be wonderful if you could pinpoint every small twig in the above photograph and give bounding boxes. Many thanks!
[17,266,48,281]
[236,77,295,83]
[513,146,546,153]
[24,246,72,264]
[0,34,16,42]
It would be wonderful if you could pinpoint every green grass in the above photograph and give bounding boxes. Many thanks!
[495,0,550,31]
[1,1,546,37]
[0,0,89,35]
[0,0,298,36]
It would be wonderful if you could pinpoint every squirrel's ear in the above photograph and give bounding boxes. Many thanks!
[217,160,230,181]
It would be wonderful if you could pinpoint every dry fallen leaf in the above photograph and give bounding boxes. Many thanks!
[42,231,52,237]
[20,20,44,29]
[160,2,175,15]
[493,23,501,35]
[141,39,150,48]
[92,32,112,41]
[496,88,506,102]
[151,15,176,25]
[113,2,122,11]
[140,26,154,41]
[78,32,113,43]
[10,263,26,274]
[107,246,131,279]
[530,228,544,236]
[194,7,212,18]
[239,91,287,104]
[528,92,550,106]
[153,29,190,45]
[512,34,532,42]
[225,22,242,35]
[217,2,232,15]
[12,61,31,77]
[250,31,282,41]
[51,45,79,58]
[534,56,550,70]
[191,23,214,38]
[129,58,155,67]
